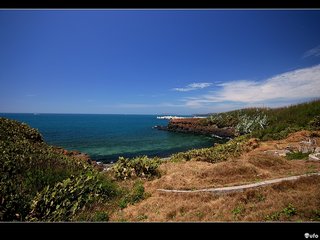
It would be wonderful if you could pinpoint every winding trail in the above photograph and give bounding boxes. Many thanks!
[157,172,320,195]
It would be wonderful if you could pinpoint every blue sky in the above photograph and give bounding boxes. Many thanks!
[0,10,320,114]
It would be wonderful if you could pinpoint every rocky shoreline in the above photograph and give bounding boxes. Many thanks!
[155,118,235,138]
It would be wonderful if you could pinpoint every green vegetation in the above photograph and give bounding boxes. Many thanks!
[205,100,320,140]
[0,117,158,222]
[232,205,245,220]
[265,211,281,221]
[311,210,320,221]
[118,180,147,209]
[250,100,320,140]
[265,203,297,221]
[27,172,117,222]
[282,203,297,217]
[0,117,119,221]
[286,151,310,160]
[170,135,250,163]
[1,100,319,222]
[206,108,268,135]
[309,115,320,129]
[112,155,161,180]
[170,100,320,163]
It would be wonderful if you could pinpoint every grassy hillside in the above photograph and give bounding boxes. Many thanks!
[0,117,161,222]
[204,99,320,140]
[171,100,320,163]
[111,130,320,222]
[0,117,118,221]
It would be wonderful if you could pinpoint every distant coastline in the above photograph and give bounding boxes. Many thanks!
[156,115,206,120]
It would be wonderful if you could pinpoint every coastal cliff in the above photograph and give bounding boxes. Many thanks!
[158,118,235,138]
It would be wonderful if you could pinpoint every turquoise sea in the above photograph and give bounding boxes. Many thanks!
[0,113,217,163]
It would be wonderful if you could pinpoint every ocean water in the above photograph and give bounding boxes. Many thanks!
[0,113,217,163]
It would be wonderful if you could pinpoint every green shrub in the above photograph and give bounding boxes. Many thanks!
[0,117,43,143]
[283,204,297,217]
[130,180,145,203]
[265,203,297,221]
[205,100,320,141]
[0,119,91,221]
[311,210,320,221]
[0,117,120,221]
[235,113,268,135]
[92,211,109,222]
[286,151,310,160]
[232,205,245,220]
[27,171,117,222]
[309,115,320,129]
[113,156,161,180]
[170,135,249,163]
[118,180,146,209]
[71,205,113,222]
[265,211,281,221]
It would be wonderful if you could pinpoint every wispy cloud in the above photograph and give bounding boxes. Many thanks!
[105,102,185,109]
[185,64,320,108]
[303,45,320,58]
[172,82,212,92]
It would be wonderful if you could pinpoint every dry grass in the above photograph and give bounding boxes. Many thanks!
[110,176,320,222]
[109,130,320,222]
[143,154,320,192]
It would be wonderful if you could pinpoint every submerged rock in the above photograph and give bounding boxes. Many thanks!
[153,125,168,130]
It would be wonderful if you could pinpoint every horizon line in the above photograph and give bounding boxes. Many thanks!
[0,112,198,116]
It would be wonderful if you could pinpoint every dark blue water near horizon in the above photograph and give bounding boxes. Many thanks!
[0,113,217,163]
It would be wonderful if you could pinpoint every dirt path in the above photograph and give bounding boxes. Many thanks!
[157,172,320,194]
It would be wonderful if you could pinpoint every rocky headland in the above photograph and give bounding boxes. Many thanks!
[155,118,235,138]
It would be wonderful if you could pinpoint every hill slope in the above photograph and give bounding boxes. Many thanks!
[109,100,320,222]
[110,130,320,222]
[165,100,320,140]
[0,117,117,221]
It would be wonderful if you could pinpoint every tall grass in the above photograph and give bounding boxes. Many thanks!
[206,99,320,140]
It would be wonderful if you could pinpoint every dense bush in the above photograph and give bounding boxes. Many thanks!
[207,108,269,130]
[0,139,88,220]
[27,171,117,222]
[309,115,320,129]
[235,113,268,135]
[113,156,161,180]
[255,126,303,141]
[286,151,310,160]
[0,117,43,143]
[170,135,250,163]
[118,180,146,209]
[0,118,118,221]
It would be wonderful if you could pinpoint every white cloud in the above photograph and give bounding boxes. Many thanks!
[303,45,320,58]
[172,82,212,92]
[185,64,320,108]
